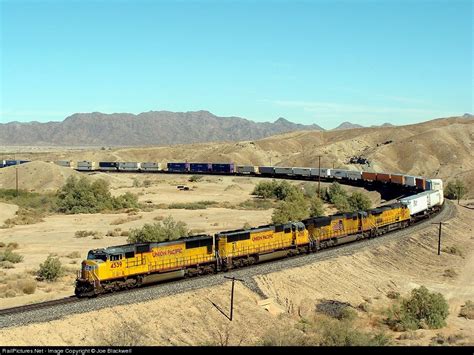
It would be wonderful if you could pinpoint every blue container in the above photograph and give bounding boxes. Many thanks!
[190,163,212,173]
[99,162,119,168]
[167,162,190,172]
[426,180,432,191]
[5,160,18,166]
[211,163,234,173]
[18,160,30,164]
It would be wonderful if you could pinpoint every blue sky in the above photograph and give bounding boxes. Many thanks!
[1,0,472,129]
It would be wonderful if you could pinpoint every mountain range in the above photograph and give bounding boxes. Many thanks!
[0,110,325,146]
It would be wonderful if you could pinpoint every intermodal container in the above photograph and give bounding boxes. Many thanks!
[404,175,416,187]
[236,166,256,174]
[258,166,275,175]
[190,163,212,173]
[293,167,311,177]
[310,168,331,177]
[415,177,426,190]
[99,162,119,171]
[77,161,96,171]
[362,172,377,182]
[391,174,405,185]
[376,173,391,183]
[211,163,234,174]
[55,160,73,168]
[331,169,349,179]
[400,193,429,215]
[274,167,294,175]
[118,162,141,171]
[141,162,161,171]
[167,162,190,172]
[5,160,18,166]
[346,170,362,180]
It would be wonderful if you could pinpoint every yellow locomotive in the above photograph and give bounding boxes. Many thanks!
[75,203,411,297]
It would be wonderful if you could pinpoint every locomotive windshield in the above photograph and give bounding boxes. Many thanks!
[87,250,107,262]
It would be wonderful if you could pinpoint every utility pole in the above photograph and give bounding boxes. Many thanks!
[432,222,446,255]
[224,276,244,321]
[15,167,19,197]
[317,155,322,198]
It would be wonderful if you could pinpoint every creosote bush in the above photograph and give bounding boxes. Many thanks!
[128,216,188,243]
[385,286,449,331]
[56,176,139,214]
[37,255,63,281]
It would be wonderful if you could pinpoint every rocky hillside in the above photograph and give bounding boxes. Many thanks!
[0,111,324,146]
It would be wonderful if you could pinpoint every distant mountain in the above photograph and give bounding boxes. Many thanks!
[0,110,324,146]
[333,122,364,130]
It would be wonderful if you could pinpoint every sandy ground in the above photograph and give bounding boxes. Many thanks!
[0,202,18,225]
[0,202,472,346]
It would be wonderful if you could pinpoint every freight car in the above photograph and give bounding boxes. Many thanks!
[77,161,96,171]
[98,162,119,171]
[236,165,257,175]
[167,162,190,173]
[140,162,161,172]
[211,163,234,174]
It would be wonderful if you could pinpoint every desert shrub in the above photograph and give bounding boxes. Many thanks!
[110,215,142,225]
[331,194,351,213]
[106,228,122,237]
[272,192,309,224]
[96,318,151,346]
[120,230,130,237]
[309,197,325,217]
[168,201,218,210]
[132,178,140,187]
[66,251,81,259]
[143,180,152,188]
[252,180,300,201]
[7,242,19,249]
[443,268,457,278]
[17,279,36,294]
[0,261,14,269]
[74,230,99,238]
[444,179,467,203]
[37,255,63,281]
[128,216,188,243]
[92,235,103,240]
[385,286,449,331]
[386,290,401,300]
[3,208,45,227]
[242,222,252,229]
[0,242,4,248]
[237,199,275,210]
[301,183,319,198]
[459,300,474,319]
[56,176,138,214]
[0,189,57,212]
[188,175,203,182]
[347,192,372,211]
[0,249,23,263]
[442,245,464,258]
[153,215,165,221]
[328,182,348,203]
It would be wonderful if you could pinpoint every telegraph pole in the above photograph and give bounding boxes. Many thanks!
[15,167,19,197]
[224,276,244,321]
[432,222,446,255]
[317,155,322,198]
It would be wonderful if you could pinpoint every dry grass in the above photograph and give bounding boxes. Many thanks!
[0,273,37,298]
[459,301,474,319]
[74,230,100,238]
[443,268,457,278]
[110,215,143,225]
[442,245,464,258]
[66,251,81,259]
[106,228,123,237]
[3,208,45,227]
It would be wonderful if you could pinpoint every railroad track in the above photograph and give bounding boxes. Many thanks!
[0,296,81,317]
[0,200,456,326]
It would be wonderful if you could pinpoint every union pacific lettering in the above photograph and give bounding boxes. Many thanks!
[251,234,274,242]
[152,248,183,257]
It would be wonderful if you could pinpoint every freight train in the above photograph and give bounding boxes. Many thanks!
[71,160,444,297]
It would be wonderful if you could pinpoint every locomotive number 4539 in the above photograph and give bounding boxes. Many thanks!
[111,261,122,268]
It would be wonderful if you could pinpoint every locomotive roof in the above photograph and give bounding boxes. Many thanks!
[97,234,213,254]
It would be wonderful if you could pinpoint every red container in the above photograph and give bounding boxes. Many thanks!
[376,173,391,183]
[415,177,426,190]
[362,172,377,181]
[391,174,405,185]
